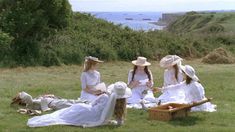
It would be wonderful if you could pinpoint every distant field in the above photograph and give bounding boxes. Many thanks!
[0,60,235,132]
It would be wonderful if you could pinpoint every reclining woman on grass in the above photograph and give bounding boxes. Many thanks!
[157,65,216,112]
[80,56,105,102]
[11,91,86,115]
[27,81,132,127]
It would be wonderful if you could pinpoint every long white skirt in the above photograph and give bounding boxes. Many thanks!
[28,103,101,127]
[158,88,186,104]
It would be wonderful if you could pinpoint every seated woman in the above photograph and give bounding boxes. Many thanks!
[157,55,185,103]
[158,65,216,112]
[27,81,132,127]
[80,56,105,102]
[127,57,156,107]
[160,55,184,86]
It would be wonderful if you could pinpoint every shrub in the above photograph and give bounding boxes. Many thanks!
[202,47,235,64]
[0,31,13,60]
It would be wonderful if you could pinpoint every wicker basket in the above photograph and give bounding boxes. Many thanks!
[148,98,212,121]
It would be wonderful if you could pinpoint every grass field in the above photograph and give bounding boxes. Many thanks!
[0,60,235,132]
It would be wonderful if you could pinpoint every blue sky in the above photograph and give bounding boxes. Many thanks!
[68,0,235,12]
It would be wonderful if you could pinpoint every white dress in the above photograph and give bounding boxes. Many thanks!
[184,81,216,112]
[159,82,186,104]
[27,94,109,127]
[80,70,101,102]
[127,70,155,104]
[163,68,184,86]
[158,68,184,103]
[160,81,216,112]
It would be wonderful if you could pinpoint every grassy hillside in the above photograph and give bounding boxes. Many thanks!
[0,0,235,67]
[167,11,235,33]
[0,61,235,131]
[164,11,235,59]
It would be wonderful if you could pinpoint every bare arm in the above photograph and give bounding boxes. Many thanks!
[83,86,103,95]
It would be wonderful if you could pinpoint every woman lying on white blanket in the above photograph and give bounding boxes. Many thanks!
[11,92,85,112]
[157,65,216,112]
[27,82,132,127]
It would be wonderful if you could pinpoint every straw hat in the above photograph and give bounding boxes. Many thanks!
[160,55,182,68]
[132,57,151,66]
[181,65,199,81]
[85,56,103,63]
[19,91,33,104]
[107,81,132,99]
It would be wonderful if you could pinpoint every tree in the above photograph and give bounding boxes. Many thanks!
[0,0,72,65]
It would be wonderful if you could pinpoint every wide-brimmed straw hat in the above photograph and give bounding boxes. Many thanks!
[85,56,103,63]
[19,91,33,104]
[107,81,132,99]
[181,65,199,81]
[160,55,182,68]
[132,57,151,66]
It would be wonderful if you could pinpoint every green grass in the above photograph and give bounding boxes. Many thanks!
[0,60,235,132]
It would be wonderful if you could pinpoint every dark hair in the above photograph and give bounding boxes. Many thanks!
[131,65,151,81]
[173,64,179,82]
[114,98,126,120]
[185,75,192,84]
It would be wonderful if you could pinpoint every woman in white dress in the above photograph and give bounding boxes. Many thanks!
[159,65,216,112]
[80,56,104,102]
[127,57,155,104]
[27,81,132,127]
[157,55,185,103]
[160,55,184,86]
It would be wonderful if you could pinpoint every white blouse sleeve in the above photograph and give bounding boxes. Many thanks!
[149,70,154,87]
[98,72,101,83]
[81,72,87,89]
[127,70,133,85]
[191,83,205,102]
[163,70,168,86]
[162,82,183,93]
[178,71,184,83]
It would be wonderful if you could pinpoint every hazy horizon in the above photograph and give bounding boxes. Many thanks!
[69,0,235,13]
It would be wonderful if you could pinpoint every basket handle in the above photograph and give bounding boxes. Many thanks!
[186,98,213,109]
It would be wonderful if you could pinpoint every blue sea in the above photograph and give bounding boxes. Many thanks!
[89,12,164,31]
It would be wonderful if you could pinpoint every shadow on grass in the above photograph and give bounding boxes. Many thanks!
[168,116,205,126]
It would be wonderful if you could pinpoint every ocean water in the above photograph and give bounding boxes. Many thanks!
[89,12,164,31]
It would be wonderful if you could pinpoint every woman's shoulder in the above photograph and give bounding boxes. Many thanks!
[189,81,203,88]
[81,71,87,76]
[94,70,100,75]
[128,70,134,74]
[147,69,152,73]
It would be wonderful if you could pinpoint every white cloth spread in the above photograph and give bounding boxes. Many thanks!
[27,94,117,127]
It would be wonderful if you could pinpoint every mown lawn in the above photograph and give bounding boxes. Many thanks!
[0,60,235,132]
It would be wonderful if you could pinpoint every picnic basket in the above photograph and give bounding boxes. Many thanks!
[148,98,212,121]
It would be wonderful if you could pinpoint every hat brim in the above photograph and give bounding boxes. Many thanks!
[132,60,151,66]
[181,66,199,81]
[160,58,182,68]
[107,84,132,99]
[94,60,104,63]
